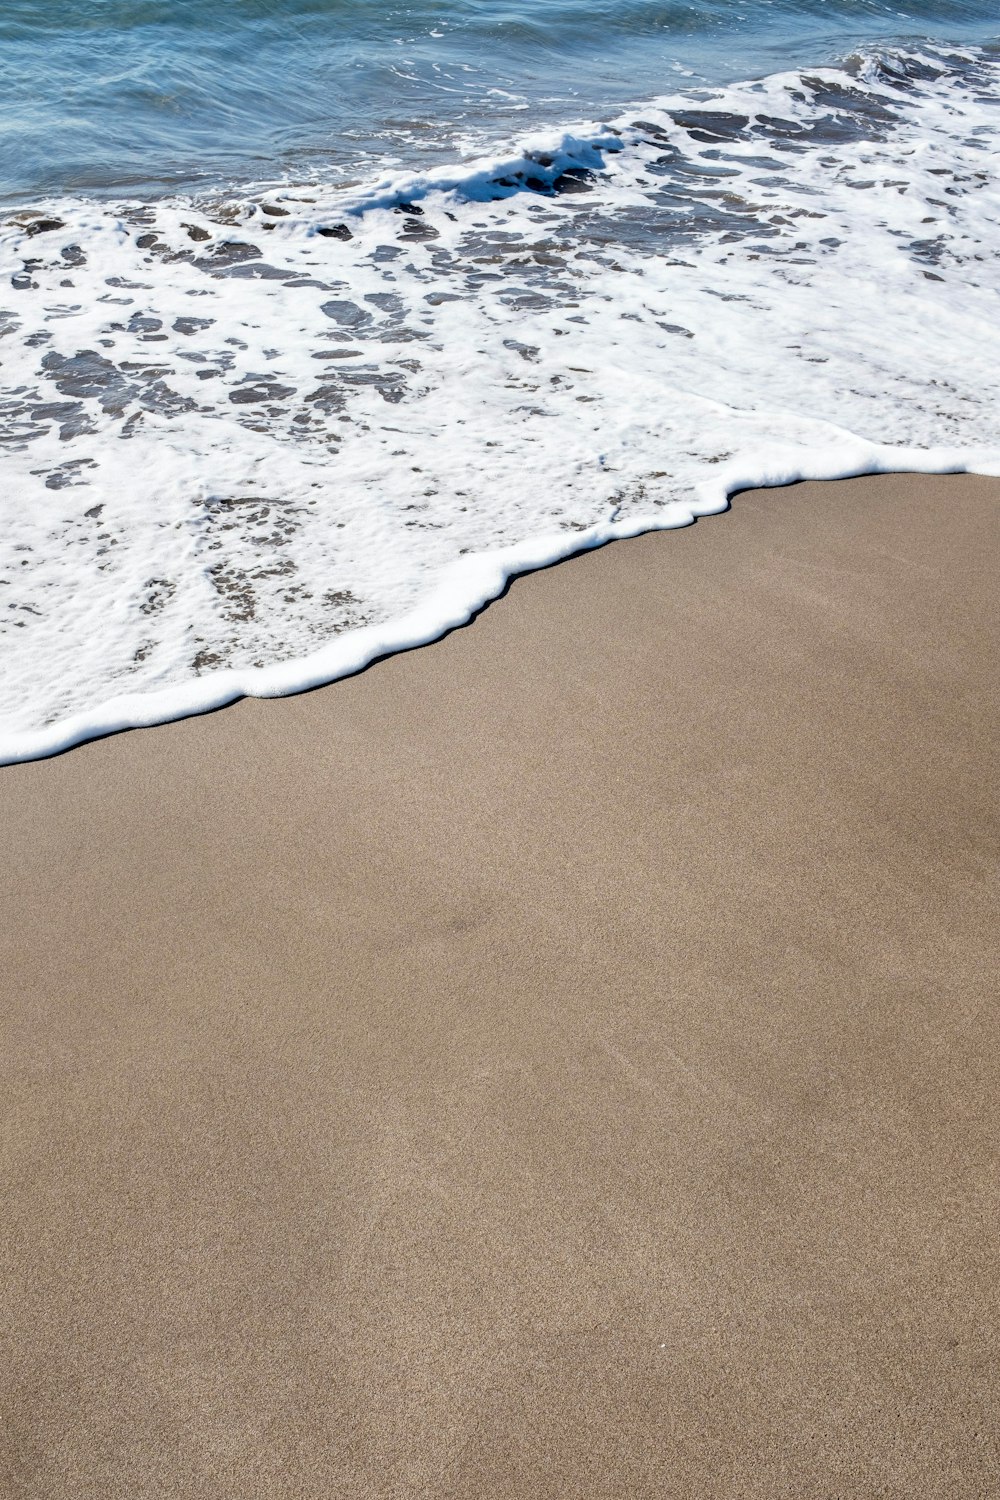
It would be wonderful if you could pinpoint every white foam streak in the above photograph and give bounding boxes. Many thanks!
[1,44,999,762]
[2,441,997,765]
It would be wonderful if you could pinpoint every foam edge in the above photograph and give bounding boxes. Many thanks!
[3,438,998,767]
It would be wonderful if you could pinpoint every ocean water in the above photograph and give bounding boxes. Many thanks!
[1,2,998,760]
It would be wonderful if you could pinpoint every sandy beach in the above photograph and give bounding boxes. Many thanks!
[1,471,997,1498]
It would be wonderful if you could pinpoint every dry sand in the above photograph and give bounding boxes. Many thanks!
[1,472,998,1499]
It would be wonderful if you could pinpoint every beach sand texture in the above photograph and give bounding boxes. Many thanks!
[1,472,997,1498]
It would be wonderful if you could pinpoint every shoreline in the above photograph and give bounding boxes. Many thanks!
[2,472,998,1497]
[3,451,999,767]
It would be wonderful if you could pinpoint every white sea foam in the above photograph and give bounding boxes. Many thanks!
[1,45,998,763]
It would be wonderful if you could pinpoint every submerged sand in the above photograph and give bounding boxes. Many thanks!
[1,473,998,1498]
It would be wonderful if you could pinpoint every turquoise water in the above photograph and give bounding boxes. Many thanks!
[2,0,997,199]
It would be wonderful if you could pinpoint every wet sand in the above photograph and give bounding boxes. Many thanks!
[1,472,998,1498]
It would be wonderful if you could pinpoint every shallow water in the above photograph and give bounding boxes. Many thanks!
[1,5,999,760]
[2,0,997,198]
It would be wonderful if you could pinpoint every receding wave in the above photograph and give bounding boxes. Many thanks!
[1,43,999,761]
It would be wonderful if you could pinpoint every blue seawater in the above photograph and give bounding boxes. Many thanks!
[1,0,997,200]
